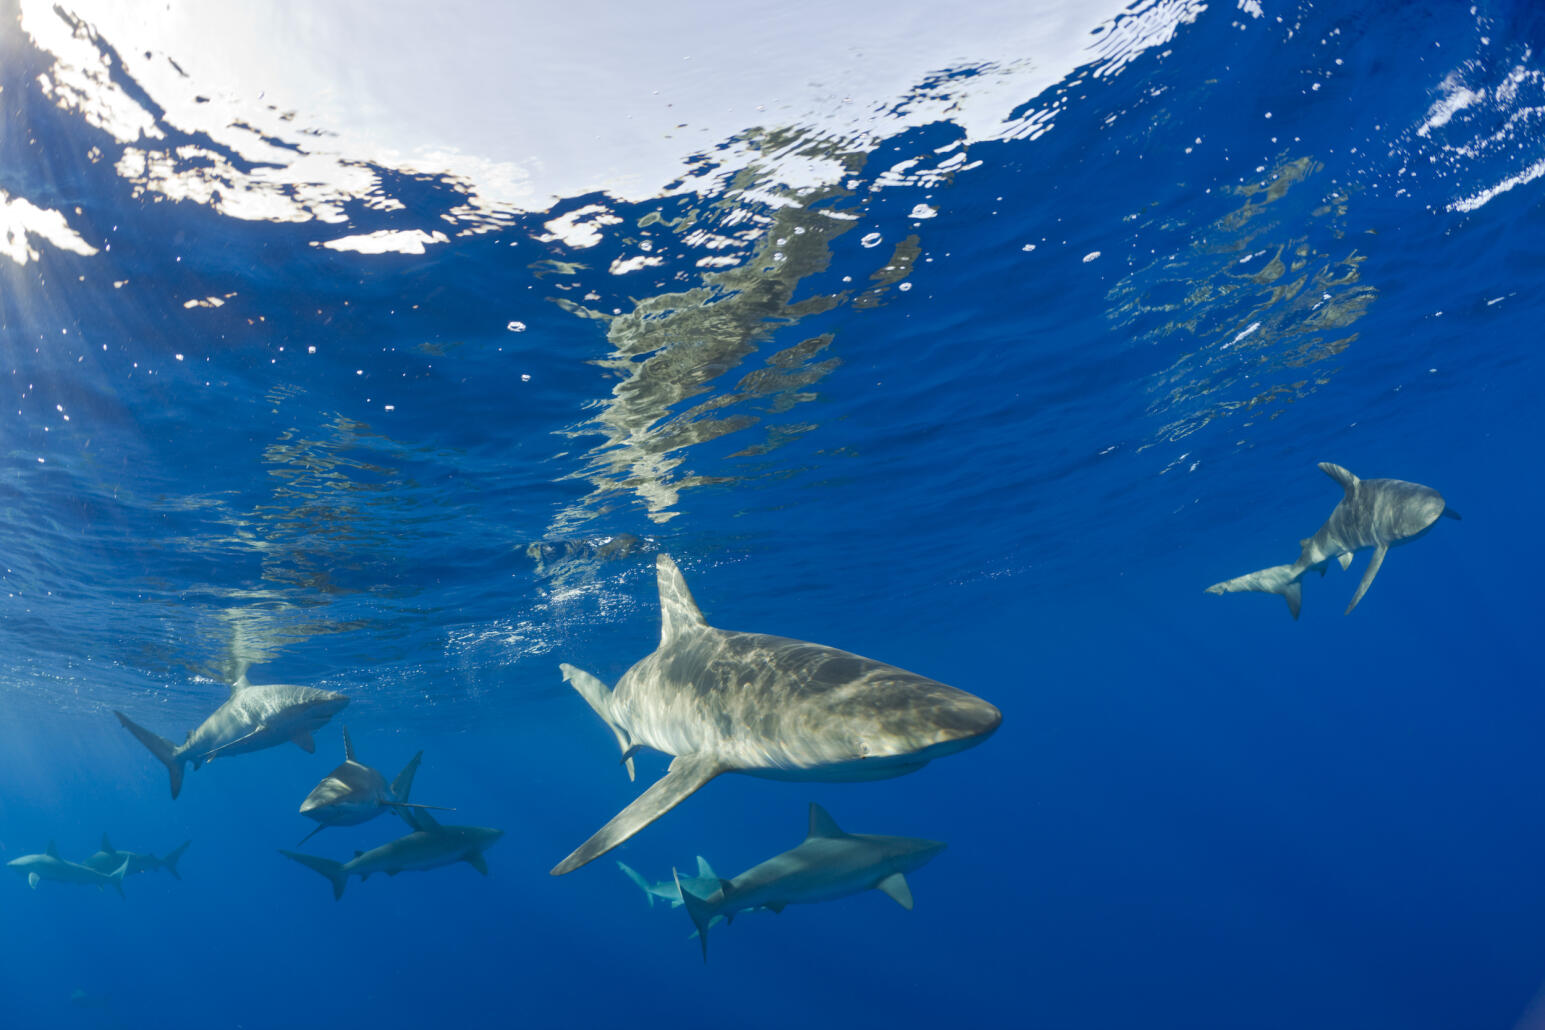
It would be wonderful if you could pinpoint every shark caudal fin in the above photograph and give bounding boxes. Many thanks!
[674,869,719,963]
[162,841,191,880]
[107,858,129,899]
[279,850,348,901]
[551,752,725,875]
[1204,563,1305,620]
[617,861,655,906]
[114,712,187,799]
[559,664,637,782]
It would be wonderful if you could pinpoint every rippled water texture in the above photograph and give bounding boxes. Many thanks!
[3,2,1545,1028]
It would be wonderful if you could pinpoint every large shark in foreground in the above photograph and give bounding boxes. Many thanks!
[8,842,130,896]
[279,810,503,900]
[674,803,946,961]
[115,673,349,799]
[83,834,190,880]
[1206,462,1460,618]
[294,728,450,845]
[552,554,1001,875]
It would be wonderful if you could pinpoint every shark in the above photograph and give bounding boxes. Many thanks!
[552,554,1001,875]
[618,855,722,908]
[279,810,503,900]
[82,834,190,880]
[115,672,350,799]
[294,728,451,846]
[7,842,130,896]
[1206,462,1460,617]
[673,802,946,961]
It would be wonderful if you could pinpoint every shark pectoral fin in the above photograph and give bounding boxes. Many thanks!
[295,824,326,847]
[560,664,637,783]
[391,751,424,802]
[464,852,489,876]
[674,869,716,963]
[1337,552,1354,571]
[1283,580,1301,621]
[1346,543,1387,615]
[551,753,725,875]
[292,729,317,754]
[28,872,39,889]
[875,872,914,910]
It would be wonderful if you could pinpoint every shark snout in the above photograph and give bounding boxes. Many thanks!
[947,694,1003,743]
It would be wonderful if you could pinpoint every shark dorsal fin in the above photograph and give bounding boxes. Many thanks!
[46,840,59,859]
[230,673,251,695]
[656,554,708,646]
[695,855,717,880]
[1318,462,1359,496]
[807,802,845,839]
[342,726,357,763]
[100,833,115,854]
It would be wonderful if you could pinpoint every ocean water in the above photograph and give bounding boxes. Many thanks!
[2,0,1544,1026]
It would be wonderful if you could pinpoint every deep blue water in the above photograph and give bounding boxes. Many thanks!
[3,1,1545,1027]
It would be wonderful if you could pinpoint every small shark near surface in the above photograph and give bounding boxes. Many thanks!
[7,842,130,896]
[552,554,1001,875]
[83,834,190,880]
[294,728,451,846]
[673,803,946,961]
[1206,462,1460,618]
[279,810,503,900]
[115,672,349,799]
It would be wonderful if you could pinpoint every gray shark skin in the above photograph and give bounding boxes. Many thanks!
[294,728,450,846]
[279,810,502,900]
[618,855,722,909]
[7,841,130,896]
[1205,462,1460,618]
[552,554,1001,875]
[114,673,349,799]
[83,834,190,880]
[674,802,946,961]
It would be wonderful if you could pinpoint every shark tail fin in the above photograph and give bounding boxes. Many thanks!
[1204,564,1303,620]
[279,850,347,901]
[162,841,191,881]
[617,861,654,907]
[108,858,129,899]
[551,753,725,876]
[114,711,186,799]
[674,869,717,963]
[559,663,637,782]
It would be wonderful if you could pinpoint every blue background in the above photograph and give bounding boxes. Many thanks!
[3,2,1544,1027]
